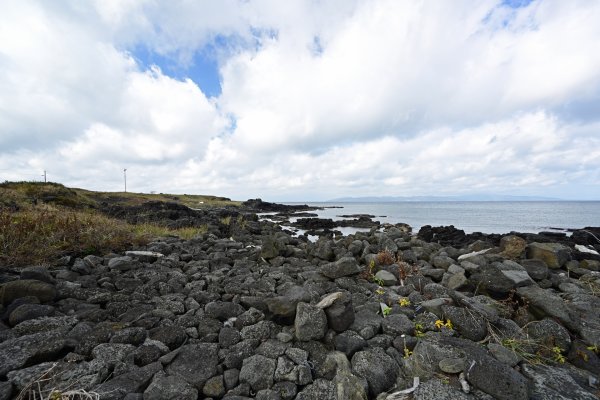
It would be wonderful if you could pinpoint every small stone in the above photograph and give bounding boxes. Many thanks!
[202,374,226,398]
[224,368,239,390]
[276,332,294,343]
[272,381,298,400]
[421,298,453,317]
[255,389,282,400]
[438,357,465,373]
[374,270,397,286]
[110,327,147,346]
[274,356,297,382]
[285,347,308,364]
[487,343,522,367]
[446,273,468,291]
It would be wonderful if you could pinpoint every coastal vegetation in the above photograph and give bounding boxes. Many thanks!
[0,181,234,267]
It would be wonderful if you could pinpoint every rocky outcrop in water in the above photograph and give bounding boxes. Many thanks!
[1,211,600,399]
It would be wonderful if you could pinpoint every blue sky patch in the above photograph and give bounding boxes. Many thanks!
[502,0,533,8]
[132,45,222,98]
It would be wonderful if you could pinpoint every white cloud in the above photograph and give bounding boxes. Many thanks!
[0,0,599,200]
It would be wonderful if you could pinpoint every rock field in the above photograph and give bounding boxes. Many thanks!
[1,207,600,400]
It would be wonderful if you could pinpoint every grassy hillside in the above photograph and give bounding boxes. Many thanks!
[0,181,240,210]
[0,181,240,267]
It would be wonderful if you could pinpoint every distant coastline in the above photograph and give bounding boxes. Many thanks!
[327,194,563,202]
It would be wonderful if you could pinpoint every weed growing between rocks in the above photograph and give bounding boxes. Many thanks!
[376,250,395,265]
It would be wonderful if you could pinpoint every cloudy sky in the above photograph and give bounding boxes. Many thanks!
[1,0,599,201]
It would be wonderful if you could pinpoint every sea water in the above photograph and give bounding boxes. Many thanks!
[286,201,600,234]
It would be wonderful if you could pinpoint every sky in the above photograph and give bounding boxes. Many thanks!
[1,0,599,201]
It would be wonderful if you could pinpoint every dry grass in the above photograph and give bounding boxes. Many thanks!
[376,250,395,265]
[0,181,221,267]
[0,205,207,267]
[131,223,207,240]
[0,206,140,267]
[0,181,240,210]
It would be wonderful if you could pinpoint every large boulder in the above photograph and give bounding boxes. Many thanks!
[525,318,572,352]
[205,301,245,321]
[499,235,527,259]
[20,266,55,285]
[265,285,311,319]
[441,305,487,342]
[350,309,383,339]
[149,325,187,350]
[261,236,286,259]
[334,330,367,358]
[444,337,530,400]
[323,292,355,332]
[351,347,399,397]
[469,260,534,295]
[0,280,56,306]
[519,259,549,280]
[165,343,219,389]
[94,362,161,400]
[527,242,571,269]
[295,302,327,341]
[381,313,414,336]
[0,329,69,377]
[516,286,580,333]
[521,363,597,400]
[9,304,55,326]
[239,354,277,391]
[296,378,336,400]
[143,371,198,400]
[321,257,362,279]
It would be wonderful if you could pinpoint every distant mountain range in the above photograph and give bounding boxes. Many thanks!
[326,194,562,202]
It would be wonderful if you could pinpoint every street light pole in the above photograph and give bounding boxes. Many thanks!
[124,168,127,192]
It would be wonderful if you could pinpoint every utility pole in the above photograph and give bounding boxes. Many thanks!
[42,170,46,183]
[124,168,127,192]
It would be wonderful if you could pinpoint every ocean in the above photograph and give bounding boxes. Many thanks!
[286,201,600,234]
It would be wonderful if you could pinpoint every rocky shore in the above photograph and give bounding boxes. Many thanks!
[1,203,600,400]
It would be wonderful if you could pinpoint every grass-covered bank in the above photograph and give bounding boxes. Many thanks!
[0,181,239,210]
[0,181,229,267]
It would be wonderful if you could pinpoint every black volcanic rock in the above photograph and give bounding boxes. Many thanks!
[1,205,599,400]
[242,198,313,212]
